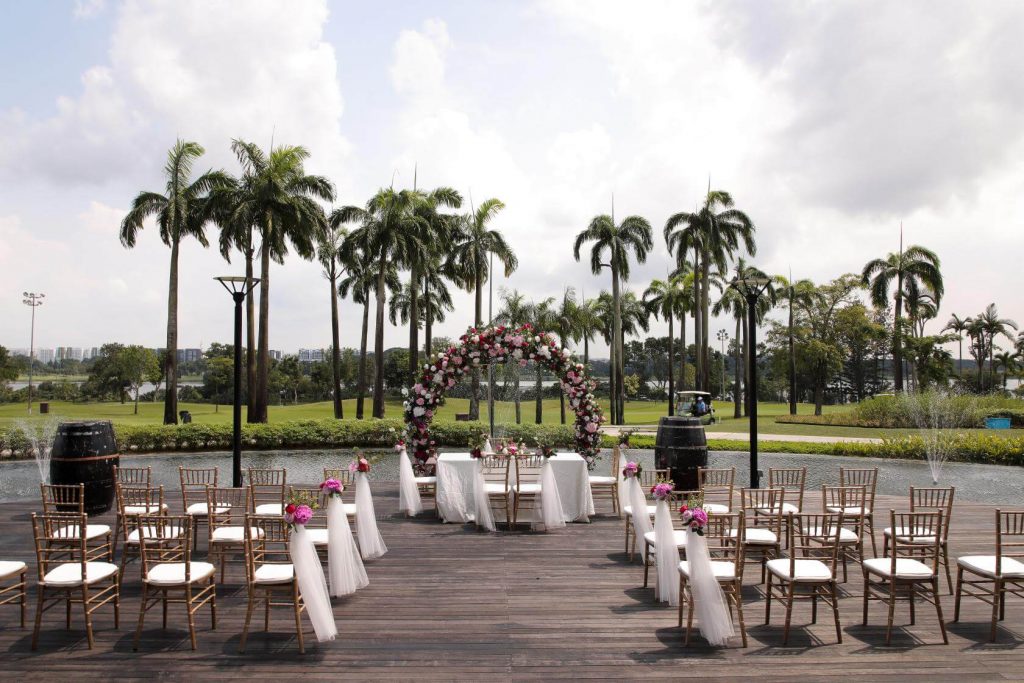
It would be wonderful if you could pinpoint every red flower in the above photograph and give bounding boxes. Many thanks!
[285,503,297,514]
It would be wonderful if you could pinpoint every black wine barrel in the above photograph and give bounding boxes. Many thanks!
[50,421,119,515]
[654,416,708,491]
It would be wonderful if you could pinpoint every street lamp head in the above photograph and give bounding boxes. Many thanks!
[215,275,260,296]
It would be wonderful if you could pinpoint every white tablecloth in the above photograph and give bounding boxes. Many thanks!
[435,452,594,524]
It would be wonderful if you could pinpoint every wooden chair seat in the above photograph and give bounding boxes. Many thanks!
[145,562,216,586]
[732,527,777,545]
[863,557,935,579]
[41,561,118,587]
[253,564,295,585]
[679,560,736,581]
[414,475,437,484]
[51,523,111,540]
[0,561,26,579]
[766,558,833,582]
[957,555,1024,579]
[126,525,184,545]
[624,504,656,517]
[211,526,264,543]
[254,503,284,516]
[643,529,688,548]
[588,475,616,484]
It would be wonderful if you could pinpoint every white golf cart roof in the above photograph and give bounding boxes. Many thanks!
[676,391,711,397]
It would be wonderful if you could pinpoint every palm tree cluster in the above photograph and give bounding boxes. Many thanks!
[945,304,1020,391]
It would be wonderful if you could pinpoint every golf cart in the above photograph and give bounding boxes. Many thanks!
[675,390,716,425]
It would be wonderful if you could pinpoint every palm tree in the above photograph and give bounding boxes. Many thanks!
[121,139,230,425]
[643,274,687,415]
[317,222,347,419]
[776,276,817,414]
[422,263,456,358]
[338,188,423,418]
[451,199,518,420]
[665,189,756,392]
[573,213,653,424]
[619,290,651,407]
[993,350,1019,390]
[496,288,531,424]
[553,287,581,424]
[230,140,335,422]
[575,296,603,369]
[527,297,556,424]
[669,267,697,393]
[862,240,943,393]
[942,313,970,377]
[976,303,1018,390]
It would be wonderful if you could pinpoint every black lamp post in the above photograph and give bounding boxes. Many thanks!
[216,276,259,487]
[729,274,771,489]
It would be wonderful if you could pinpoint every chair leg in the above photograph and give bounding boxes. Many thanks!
[685,583,695,647]
[866,516,877,557]
[885,583,897,646]
[765,573,773,625]
[830,582,843,644]
[185,586,197,651]
[908,582,916,625]
[31,588,45,650]
[239,589,254,653]
[162,591,168,629]
[82,585,94,649]
[953,567,963,622]
[677,574,685,628]
[20,573,27,628]
[643,542,651,588]
[293,583,305,654]
[624,518,631,557]
[783,582,795,646]
[210,581,217,629]
[990,579,1001,642]
[932,579,948,645]
[133,584,148,651]
[734,582,748,648]
[942,545,953,595]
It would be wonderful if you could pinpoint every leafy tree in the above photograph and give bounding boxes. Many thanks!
[383,349,411,391]
[0,346,17,386]
[276,356,304,405]
[644,273,690,415]
[777,276,817,413]
[623,373,641,399]
[203,356,235,410]
[993,350,1020,390]
[120,139,231,424]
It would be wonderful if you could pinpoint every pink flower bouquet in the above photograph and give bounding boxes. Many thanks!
[319,478,344,498]
[622,461,642,478]
[651,481,674,500]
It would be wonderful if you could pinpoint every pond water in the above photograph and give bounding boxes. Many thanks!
[1,448,1021,506]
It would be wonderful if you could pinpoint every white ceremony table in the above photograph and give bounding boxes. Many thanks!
[435,452,595,525]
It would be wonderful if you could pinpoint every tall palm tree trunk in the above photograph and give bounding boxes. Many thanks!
[356,298,369,419]
[679,311,686,392]
[893,277,904,393]
[163,240,180,425]
[957,337,963,377]
[693,253,703,392]
[733,315,742,419]
[372,255,387,418]
[611,264,623,424]
[424,279,433,359]
[254,236,271,424]
[788,294,797,415]
[329,274,343,420]
[514,371,521,424]
[470,268,483,421]
[700,250,711,391]
[408,266,420,385]
[535,366,543,424]
[667,315,674,416]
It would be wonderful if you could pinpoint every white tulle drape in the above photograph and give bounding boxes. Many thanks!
[289,526,337,642]
[616,450,629,519]
[531,460,566,531]
[626,475,653,540]
[654,498,681,605]
[354,472,388,559]
[398,449,423,516]
[686,530,735,647]
[326,496,368,597]
[471,460,497,532]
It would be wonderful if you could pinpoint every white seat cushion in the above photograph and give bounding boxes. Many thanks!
[732,527,778,545]
[51,524,110,540]
[767,558,834,582]
[758,502,800,514]
[344,503,358,516]
[882,526,939,544]
[484,483,510,494]
[957,555,1024,579]
[254,503,283,516]
[254,564,294,584]
[414,476,437,484]
[623,505,657,517]
[127,525,184,545]
[863,557,935,579]
[0,561,27,579]
[589,475,616,484]
[123,503,168,515]
[186,502,229,516]
[806,525,860,543]
[515,483,542,494]
[704,503,730,514]
[210,526,263,543]
[307,528,328,546]
[826,506,870,515]
[146,561,215,586]
[643,530,688,548]
[679,560,736,580]
[42,561,118,587]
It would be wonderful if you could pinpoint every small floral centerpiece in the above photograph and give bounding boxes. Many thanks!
[534,439,556,458]
[284,490,318,531]
[622,461,643,478]
[319,478,344,498]
[349,452,371,474]
[617,428,637,447]
[469,432,489,459]
[679,492,708,535]
[394,439,406,453]
[651,480,674,501]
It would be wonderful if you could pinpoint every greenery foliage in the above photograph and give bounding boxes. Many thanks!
[776,392,1021,429]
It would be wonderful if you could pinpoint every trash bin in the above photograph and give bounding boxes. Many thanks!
[179,410,192,424]
[39,402,49,414]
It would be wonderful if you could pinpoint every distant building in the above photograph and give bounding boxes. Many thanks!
[37,348,55,364]
[176,348,202,363]
[83,347,100,360]
[10,348,29,357]
[269,350,283,361]
[298,348,324,363]
[56,347,83,361]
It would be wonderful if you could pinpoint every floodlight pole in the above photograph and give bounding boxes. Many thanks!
[217,277,258,487]
[22,292,44,414]
[717,329,728,399]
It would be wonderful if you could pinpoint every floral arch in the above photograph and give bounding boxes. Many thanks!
[403,324,604,469]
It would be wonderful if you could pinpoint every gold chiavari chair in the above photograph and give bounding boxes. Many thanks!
[40,483,113,561]
[132,514,216,651]
[206,486,257,582]
[679,511,747,647]
[642,491,692,590]
[0,559,27,628]
[862,509,948,645]
[588,444,621,515]
[481,454,513,530]
[116,484,170,583]
[738,487,785,583]
[624,467,670,561]
[821,485,867,582]
[323,468,359,518]
[768,467,806,547]
[113,465,157,556]
[239,515,305,654]
[248,467,287,517]
[839,467,878,556]
[179,466,218,550]
[511,454,546,526]
[954,509,1024,642]
[698,467,735,514]
[289,486,329,558]
[765,512,844,645]
[30,512,120,650]
[883,486,955,593]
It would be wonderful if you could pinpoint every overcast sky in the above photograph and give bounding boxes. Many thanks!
[2,0,1023,358]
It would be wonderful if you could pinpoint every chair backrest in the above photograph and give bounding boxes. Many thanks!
[910,486,955,541]
[639,468,670,491]
[740,487,785,534]
[704,511,744,567]
[822,484,868,523]
[481,455,511,487]
[244,514,291,585]
[115,465,151,486]
[323,468,355,487]
[32,512,92,581]
[248,468,286,512]
[839,467,877,506]
[514,455,545,485]
[288,486,327,529]
[40,483,84,515]
[180,466,218,512]
[996,510,1024,575]
[789,512,843,580]
[768,467,806,510]
[609,445,622,476]
[698,467,734,510]
[117,485,165,542]
[888,509,943,573]
[137,514,193,581]
[206,487,249,531]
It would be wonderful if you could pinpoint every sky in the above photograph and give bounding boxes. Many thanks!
[2,0,1024,358]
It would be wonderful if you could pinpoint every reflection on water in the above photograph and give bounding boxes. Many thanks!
[1,448,1021,506]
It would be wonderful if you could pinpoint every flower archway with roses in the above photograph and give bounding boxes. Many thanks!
[403,324,604,469]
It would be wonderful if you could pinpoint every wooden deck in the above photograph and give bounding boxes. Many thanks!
[0,484,1022,681]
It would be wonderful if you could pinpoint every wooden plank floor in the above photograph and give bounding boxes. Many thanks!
[0,485,1022,681]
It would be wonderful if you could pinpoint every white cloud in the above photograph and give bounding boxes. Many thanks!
[80,201,124,236]
[73,0,106,19]
[390,19,451,98]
